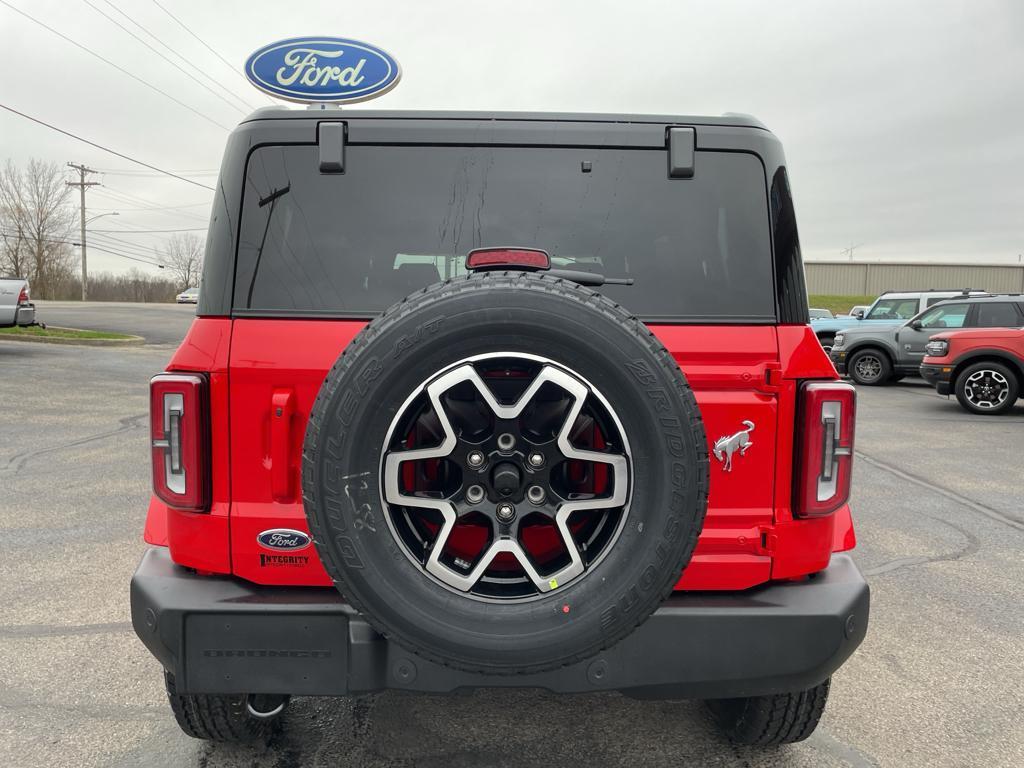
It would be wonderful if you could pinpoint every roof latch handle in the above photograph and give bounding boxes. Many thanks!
[667,127,695,179]
[318,122,346,173]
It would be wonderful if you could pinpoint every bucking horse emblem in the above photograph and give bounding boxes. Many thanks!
[713,420,754,472]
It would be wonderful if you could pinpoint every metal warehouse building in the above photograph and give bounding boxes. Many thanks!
[805,261,1024,296]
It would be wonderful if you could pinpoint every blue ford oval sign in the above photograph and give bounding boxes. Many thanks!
[245,37,401,103]
[257,529,312,551]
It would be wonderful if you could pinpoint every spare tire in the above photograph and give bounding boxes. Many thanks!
[302,272,708,674]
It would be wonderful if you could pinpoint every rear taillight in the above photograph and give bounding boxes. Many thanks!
[795,381,856,517]
[150,373,210,512]
[17,285,29,305]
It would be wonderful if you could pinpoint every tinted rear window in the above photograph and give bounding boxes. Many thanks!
[976,302,1022,328]
[234,144,775,321]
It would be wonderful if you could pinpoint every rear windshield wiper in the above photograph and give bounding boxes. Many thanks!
[247,185,292,306]
[547,269,634,287]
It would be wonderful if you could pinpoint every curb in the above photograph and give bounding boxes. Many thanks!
[0,326,145,347]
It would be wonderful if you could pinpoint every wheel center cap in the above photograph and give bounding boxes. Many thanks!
[492,462,522,497]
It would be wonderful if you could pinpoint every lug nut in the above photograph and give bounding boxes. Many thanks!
[497,433,516,451]
[527,485,546,505]
[467,450,485,468]
[466,485,485,504]
[527,452,545,468]
[496,502,516,523]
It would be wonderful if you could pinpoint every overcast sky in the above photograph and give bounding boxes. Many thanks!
[2,0,1022,275]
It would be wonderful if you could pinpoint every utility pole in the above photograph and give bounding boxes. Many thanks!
[66,163,99,301]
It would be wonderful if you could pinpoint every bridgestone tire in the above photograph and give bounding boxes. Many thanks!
[164,672,288,742]
[706,679,830,745]
[303,272,709,674]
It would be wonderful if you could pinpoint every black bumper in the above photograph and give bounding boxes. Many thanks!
[829,349,848,375]
[920,363,952,395]
[131,548,869,700]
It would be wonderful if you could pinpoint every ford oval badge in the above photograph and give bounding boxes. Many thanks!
[257,528,312,551]
[244,37,401,103]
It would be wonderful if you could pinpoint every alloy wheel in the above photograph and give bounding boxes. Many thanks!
[380,352,632,601]
[963,369,1009,410]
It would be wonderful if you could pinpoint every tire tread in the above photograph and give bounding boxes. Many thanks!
[164,672,272,742]
[302,272,709,675]
[708,679,830,746]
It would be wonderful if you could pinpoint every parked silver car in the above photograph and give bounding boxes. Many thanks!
[176,287,199,304]
[0,277,36,328]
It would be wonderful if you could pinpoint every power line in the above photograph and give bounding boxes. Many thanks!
[149,0,272,104]
[91,233,168,260]
[95,168,218,178]
[90,230,166,251]
[81,0,247,116]
[0,103,216,191]
[0,230,165,268]
[90,196,210,223]
[95,183,211,208]
[100,0,259,112]
[0,0,230,131]
[91,227,207,233]
[84,244,166,268]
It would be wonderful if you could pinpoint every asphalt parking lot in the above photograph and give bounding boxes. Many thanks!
[2,306,1022,767]
[34,301,196,345]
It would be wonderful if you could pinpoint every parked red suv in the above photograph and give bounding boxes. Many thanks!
[921,326,1024,414]
[131,110,868,747]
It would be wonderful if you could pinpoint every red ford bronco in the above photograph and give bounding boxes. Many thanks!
[131,110,869,746]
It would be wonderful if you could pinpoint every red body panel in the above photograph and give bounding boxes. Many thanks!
[146,319,234,573]
[142,317,855,591]
[923,327,1024,366]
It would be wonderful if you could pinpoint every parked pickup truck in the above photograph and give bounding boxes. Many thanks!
[811,289,988,352]
[0,277,36,328]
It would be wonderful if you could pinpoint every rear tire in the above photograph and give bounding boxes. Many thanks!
[706,679,830,746]
[847,348,892,386]
[954,361,1019,415]
[164,671,289,742]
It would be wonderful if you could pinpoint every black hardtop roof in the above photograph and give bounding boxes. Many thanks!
[912,295,1024,311]
[934,294,1024,303]
[240,107,770,131]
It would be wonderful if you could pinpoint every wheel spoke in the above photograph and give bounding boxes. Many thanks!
[427,537,554,593]
[381,354,632,599]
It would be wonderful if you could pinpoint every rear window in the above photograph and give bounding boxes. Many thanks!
[975,302,1022,328]
[233,144,775,321]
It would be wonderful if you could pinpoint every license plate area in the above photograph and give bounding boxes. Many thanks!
[184,613,348,694]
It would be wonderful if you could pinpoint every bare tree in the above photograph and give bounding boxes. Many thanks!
[162,232,204,292]
[53,269,179,302]
[0,159,77,296]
